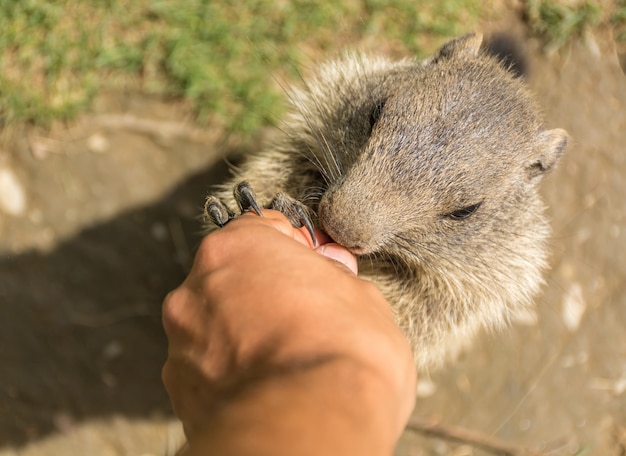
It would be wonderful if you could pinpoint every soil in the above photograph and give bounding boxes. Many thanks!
[1,6,625,456]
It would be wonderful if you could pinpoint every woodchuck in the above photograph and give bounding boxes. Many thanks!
[204,33,568,369]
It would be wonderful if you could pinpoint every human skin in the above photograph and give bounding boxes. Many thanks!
[162,210,416,455]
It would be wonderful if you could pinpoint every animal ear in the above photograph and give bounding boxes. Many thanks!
[431,33,483,63]
[527,128,569,180]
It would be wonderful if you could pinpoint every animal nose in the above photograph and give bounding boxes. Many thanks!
[318,194,378,255]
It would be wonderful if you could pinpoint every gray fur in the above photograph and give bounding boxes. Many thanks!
[206,33,568,369]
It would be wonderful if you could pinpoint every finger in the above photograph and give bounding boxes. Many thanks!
[248,210,334,248]
[308,227,332,246]
[236,210,317,248]
[315,243,358,275]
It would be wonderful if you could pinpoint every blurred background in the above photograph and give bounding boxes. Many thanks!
[0,0,624,454]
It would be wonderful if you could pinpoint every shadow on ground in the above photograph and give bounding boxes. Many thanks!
[2,9,626,455]
[0,161,230,446]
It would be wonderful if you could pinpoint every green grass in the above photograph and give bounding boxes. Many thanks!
[0,0,484,134]
[3,1,624,134]
[524,0,626,52]
[612,0,626,43]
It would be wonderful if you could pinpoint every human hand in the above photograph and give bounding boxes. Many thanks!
[162,210,416,453]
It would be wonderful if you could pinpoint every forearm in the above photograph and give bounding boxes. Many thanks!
[184,358,400,456]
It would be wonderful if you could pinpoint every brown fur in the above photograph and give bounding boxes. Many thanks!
[206,33,568,369]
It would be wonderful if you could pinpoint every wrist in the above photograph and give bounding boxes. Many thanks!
[186,357,403,456]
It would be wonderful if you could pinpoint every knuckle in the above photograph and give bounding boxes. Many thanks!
[161,361,174,390]
[196,233,223,268]
[162,288,188,335]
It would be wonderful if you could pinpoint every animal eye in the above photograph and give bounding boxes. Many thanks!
[369,101,385,129]
[446,202,482,220]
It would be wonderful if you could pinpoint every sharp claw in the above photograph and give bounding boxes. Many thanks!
[247,195,263,217]
[305,219,318,248]
[235,182,263,217]
[295,204,318,247]
[209,207,226,228]
[204,196,235,228]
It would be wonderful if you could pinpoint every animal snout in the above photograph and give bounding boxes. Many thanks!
[318,192,384,255]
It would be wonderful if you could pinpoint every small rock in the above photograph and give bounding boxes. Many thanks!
[0,167,27,216]
[103,340,123,359]
[519,418,532,431]
[584,32,601,59]
[87,132,110,153]
[31,140,50,160]
[614,376,626,395]
[561,283,586,331]
[151,222,168,241]
[416,378,437,398]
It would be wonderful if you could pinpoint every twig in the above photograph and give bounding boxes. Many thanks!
[406,416,547,456]
[493,343,564,434]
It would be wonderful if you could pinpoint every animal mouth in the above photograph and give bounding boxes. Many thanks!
[318,226,368,255]
[318,219,379,256]
[328,238,375,256]
[318,229,366,255]
[344,245,372,255]
[343,244,368,255]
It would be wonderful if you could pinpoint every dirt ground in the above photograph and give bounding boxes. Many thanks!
[1,7,625,456]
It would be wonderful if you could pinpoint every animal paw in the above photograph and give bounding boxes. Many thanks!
[204,181,262,228]
[204,182,317,246]
[269,192,317,247]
